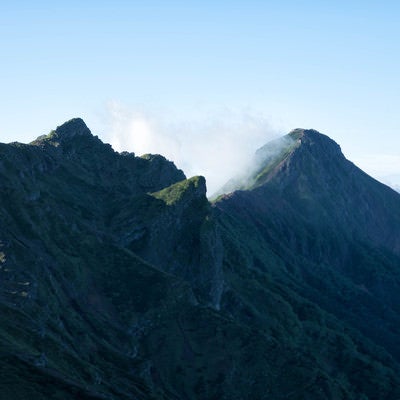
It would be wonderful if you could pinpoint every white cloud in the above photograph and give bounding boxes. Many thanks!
[101,101,278,195]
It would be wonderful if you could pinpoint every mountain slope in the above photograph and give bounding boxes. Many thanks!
[1,121,400,399]
[215,128,400,364]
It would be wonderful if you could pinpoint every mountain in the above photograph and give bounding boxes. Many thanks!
[1,120,400,399]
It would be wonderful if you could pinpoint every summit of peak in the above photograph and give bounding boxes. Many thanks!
[288,128,321,136]
[288,128,339,146]
[31,118,94,146]
[54,118,92,139]
[214,128,345,196]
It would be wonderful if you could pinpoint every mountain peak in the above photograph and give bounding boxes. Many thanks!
[288,128,342,152]
[288,127,320,136]
[288,127,307,139]
[214,128,344,196]
[31,118,94,147]
[255,128,340,161]
[54,118,92,140]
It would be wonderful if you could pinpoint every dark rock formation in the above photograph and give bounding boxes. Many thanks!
[1,122,400,399]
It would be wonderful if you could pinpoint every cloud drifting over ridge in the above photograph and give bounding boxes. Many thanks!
[103,101,278,195]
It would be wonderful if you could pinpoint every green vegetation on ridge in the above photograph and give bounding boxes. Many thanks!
[1,121,400,399]
[151,176,205,205]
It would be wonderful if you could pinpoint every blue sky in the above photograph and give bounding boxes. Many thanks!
[1,1,399,192]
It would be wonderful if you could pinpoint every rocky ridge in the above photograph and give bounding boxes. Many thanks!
[0,121,400,399]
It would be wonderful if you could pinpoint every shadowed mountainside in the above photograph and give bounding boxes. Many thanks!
[0,120,400,399]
